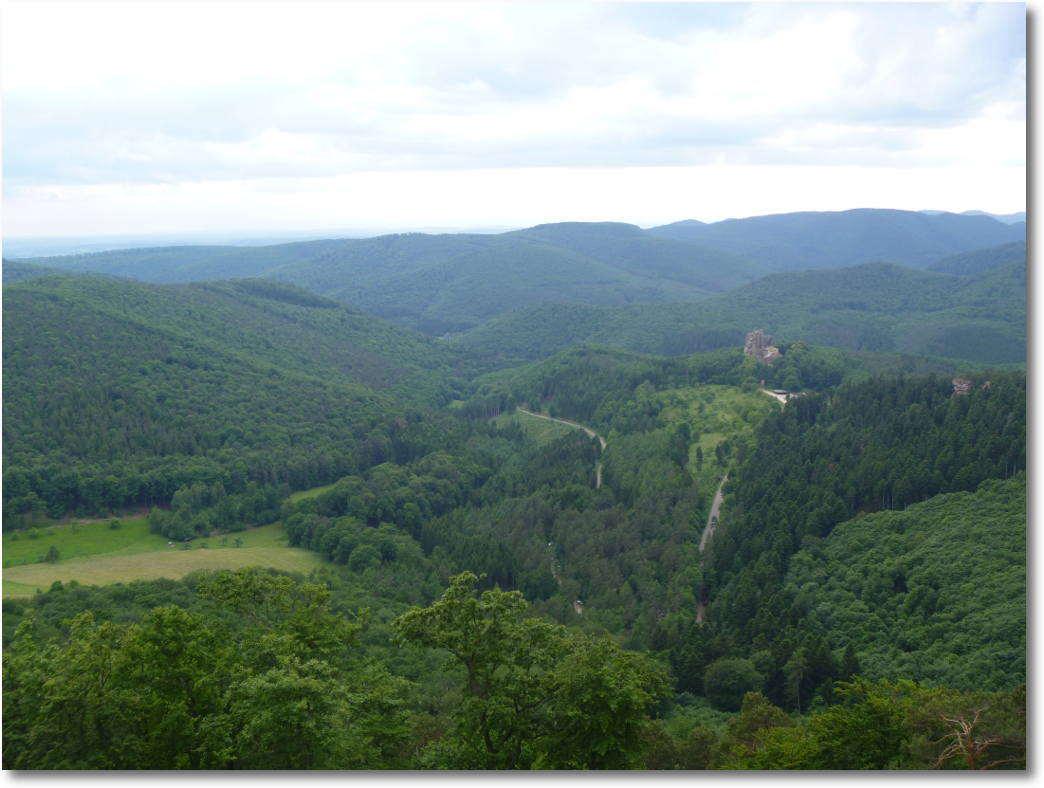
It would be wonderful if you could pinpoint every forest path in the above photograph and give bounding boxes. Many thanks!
[696,474,728,624]
[516,407,607,488]
[700,474,728,553]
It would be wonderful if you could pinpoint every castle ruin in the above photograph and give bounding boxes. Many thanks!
[744,330,781,363]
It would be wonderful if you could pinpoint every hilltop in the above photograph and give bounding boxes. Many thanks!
[11,223,767,333]
[649,208,1025,272]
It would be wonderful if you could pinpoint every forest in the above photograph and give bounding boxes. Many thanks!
[456,260,1027,364]
[1,265,1027,770]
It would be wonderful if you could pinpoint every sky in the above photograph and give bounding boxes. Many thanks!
[2,1,1027,239]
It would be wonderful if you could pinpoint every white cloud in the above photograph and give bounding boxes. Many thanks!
[2,2,1026,235]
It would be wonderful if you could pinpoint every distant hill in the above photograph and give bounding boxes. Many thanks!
[16,223,769,333]
[2,259,130,284]
[648,208,1026,271]
[919,209,1026,225]
[926,241,1026,276]
[456,261,1026,365]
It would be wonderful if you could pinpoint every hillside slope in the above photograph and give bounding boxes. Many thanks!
[926,241,1026,276]
[2,260,129,284]
[456,261,1026,365]
[2,275,497,410]
[649,209,1026,272]
[13,223,769,332]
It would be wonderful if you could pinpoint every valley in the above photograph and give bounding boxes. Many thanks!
[1,209,1026,770]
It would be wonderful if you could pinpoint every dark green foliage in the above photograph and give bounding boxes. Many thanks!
[926,241,1026,276]
[17,222,770,333]
[648,208,1026,272]
[703,659,765,711]
[458,262,1026,365]
[698,371,1025,709]
[2,275,502,526]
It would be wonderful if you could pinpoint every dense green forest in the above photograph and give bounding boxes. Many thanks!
[13,210,1024,339]
[925,240,1026,276]
[2,275,509,528]
[12,222,766,333]
[1,264,1027,769]
[648,209,1026,271]
[456,261,1026,364]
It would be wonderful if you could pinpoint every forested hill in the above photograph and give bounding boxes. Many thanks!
[695,370,1025,705]
[926,240,1026,276]
[649,209,1026,272]
[2,259,129,284]
[10,223,768,334]
[456,261,1027,365]
[1,274,510,523]
[4,275,499,403]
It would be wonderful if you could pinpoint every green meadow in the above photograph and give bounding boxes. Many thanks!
[2,519,327,596]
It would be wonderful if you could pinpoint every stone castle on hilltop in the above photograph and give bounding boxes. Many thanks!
[744,329,781,363]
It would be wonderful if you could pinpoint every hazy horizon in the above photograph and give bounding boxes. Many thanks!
[3,3,1025,239]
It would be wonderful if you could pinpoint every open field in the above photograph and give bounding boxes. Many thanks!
[2,521,327,596]
[494,409,579,445]
[3,517,162,566]
[290,483,338,502]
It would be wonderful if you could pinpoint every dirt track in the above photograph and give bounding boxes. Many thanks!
[700,474,728,552]
[517,407,607,488]
[696,474,728,624]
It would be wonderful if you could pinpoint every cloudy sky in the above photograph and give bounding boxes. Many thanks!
[2,2,1027,238]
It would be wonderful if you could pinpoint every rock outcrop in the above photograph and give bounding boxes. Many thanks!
[744,329,780,363]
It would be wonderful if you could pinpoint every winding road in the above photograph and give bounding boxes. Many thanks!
[516,407,607,488]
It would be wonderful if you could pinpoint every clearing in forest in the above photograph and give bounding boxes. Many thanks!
[494,409,579,445]
[2,520,325,596]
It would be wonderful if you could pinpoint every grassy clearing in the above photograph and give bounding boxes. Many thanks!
[2,547,326,595]
[651,384,780,488]
[289,483,337,502]
[3,518,163,566]
[3,580,41,597]
[2,520,326,596]
[494,409,579,445]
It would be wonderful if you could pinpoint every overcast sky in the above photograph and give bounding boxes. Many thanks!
[2,2,1027,238]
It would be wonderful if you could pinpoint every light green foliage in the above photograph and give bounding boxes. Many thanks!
[2,568,411,770]
[393,572,668,769]
[784,476,1026,691]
